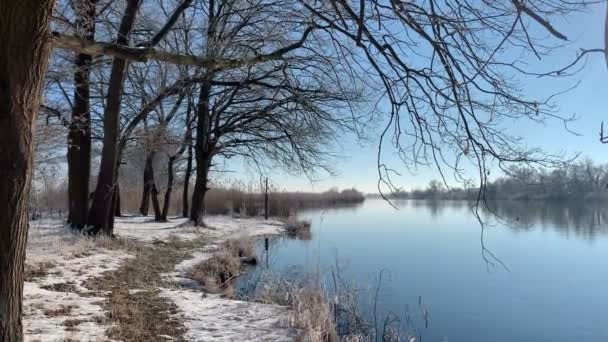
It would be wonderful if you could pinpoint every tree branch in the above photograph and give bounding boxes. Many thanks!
[50,25,314,69]
[138,0,194,48]
[511,0,568,41]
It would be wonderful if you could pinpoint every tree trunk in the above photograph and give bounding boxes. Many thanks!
[190,152,211,226]
[67,0,95,230]
[114,182,122,217]
[162,156,177,221]
[139,151,162,220]
[87,0,142,235]
[139,152,154,216]
[190,77,213,226]
[151,183,162,222]
[163,125,189,221]
[182,134,193,218]
[182,101,194,218]
[0,1,55,339]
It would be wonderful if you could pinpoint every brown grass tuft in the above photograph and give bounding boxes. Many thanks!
[43,304,76,317]
[258,281,337,342]
[40,282,79,293]
[222,236,255,258]
[190,253,241,293]
[190,236,257,294]
[25,261,57,281]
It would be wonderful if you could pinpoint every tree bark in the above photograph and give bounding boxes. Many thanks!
[87,0,142,235]
[190,77,214,226]
[0,1,55,339]
[162,156,177,221]
[139,150,163,220]
[190,151,212,225]
[163,124,189,221]
[182,98,194,218]
[139,152,154,216]
[182,132,193,218]
[67,0,96,229]
[139,151,162,220]
[114,182,122,217]
[151,183,162,222]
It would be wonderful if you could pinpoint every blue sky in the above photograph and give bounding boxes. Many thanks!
[227,4,608,194]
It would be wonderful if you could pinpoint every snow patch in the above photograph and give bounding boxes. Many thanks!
[160,288,295,342]
[24,220,132,342]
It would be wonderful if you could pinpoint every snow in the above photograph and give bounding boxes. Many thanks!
[111,215,284,242]
[24,282,110,342]
[23,215,292,341]
[112,216,198,242]
[160,289,295,342]
[25,219,132,342]
[154,216,298,341]
[160,215,284,288]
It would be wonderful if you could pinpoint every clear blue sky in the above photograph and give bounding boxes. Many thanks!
[227,4,608,194]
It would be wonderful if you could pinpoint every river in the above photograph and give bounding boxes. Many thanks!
[236,199,608,341]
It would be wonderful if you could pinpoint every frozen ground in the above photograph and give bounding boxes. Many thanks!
[24,215,292,342]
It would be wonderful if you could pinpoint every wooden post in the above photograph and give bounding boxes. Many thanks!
[264,177,269,219]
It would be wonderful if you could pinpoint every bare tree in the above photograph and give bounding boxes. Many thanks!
[68,0,96,229]
[298,0,593,205]
[185,0,365,225]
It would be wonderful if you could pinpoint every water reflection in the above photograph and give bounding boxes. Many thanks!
[400,199,608,241]
[237,199,608,342]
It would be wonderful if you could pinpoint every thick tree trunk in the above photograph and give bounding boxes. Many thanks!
[0,1,54,339]
[190,153,211,226]
[67,0,95,229]
[87,0,141,235]
[190,77,214,226]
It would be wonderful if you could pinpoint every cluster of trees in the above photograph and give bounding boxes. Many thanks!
[0,0,600,339]
[395,160,608,201]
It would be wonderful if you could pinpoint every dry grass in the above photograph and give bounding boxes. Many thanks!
[85,235,207,342]
[25,261,57,281]
[190,253,241,293]
[43,304,76,317]
[223,235,255,258]
[258,281,337,342]
[190,236,257,294]
[40,282,79,293]
[107,184,364,218]
[289,287,337,342]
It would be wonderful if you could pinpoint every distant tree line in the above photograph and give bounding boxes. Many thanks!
[392,160,608,201]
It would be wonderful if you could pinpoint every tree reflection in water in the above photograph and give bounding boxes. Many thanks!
[406,199,608,241]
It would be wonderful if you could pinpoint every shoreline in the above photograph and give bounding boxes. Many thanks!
[24,215,296,341]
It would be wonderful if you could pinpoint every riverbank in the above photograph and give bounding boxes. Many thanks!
[24,216,295,341]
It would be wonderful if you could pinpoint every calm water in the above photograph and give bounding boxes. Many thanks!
[237,199,608,341]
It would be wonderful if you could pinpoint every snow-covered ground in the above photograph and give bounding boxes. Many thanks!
[24,215,292,342]
[161,289,294,342]
[25,219,133,341]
